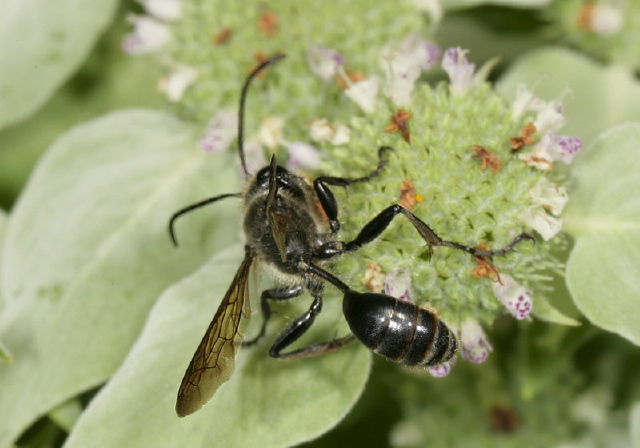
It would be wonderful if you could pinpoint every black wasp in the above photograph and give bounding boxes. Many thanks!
[169,54,533,417]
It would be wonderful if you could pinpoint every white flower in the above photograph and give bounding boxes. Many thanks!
[521,177,568,240]
[521,206,563,241]
[381,34,440,106]
[533,101,565,135]
[258,117,285,150]
[199,110,237,153]
[512,84,538,120]
[307,45,344,82]
[309,119,350,145]
[141,0,182,21]
[590,3,624,36]
[157,64,198,102]
[442,47,475,96]
[383,266,412,301]
[285,142,320,172]
[122,15,170,55]
[398,33,441,72]
[460,318,493,364]
[528,178,569,215]
[381,56,420,107]
[428,360,453,377]
[344,76,380,113]
[492,274,533,320]
[511,84,567,134]
[520,133,583,170]
[550,135,583,164]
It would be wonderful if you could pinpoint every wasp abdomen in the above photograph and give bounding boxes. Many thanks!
[342,291,457,367]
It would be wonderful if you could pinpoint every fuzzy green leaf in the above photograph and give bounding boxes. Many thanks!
[632,402,640,448]
[0,110,240,444]
[563,123,640,346]
[65,244,371,448]
[0,0,118,129]
[497,47,640,146]
[531,295,581,327]
[0,209,11,363]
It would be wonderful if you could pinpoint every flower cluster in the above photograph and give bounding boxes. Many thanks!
[306,42,581,375]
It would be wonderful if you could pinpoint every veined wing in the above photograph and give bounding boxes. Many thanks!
[175,248,255,417]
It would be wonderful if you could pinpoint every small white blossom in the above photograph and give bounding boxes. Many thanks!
[381,55,420,107]
[518,132,556,171]
[590,3,624,36]
[243,140,267,174]
[512,84,538,119]
[511,84,567,134]
[363,263,385,293]
[307,45,345,81]
[528,178,569,215]
[381,34,440,106]
[521,177,568,240]
[141,0,182,21]
[492,274,533,320]
[258,117,285,150]
[533,101,565,135]
[520,133,583,170]
[398,33,441,72]
[551,135,583,164]
[199,110,238,153]
[309,119,350,145]
[285,142,320,172]
[122,15,170,55]
[428,360,453,377]
[157,64,198,102]
[343,75,380,113]
[460,318,493,364]
[383,266,412,301]
[442,47,476,96]
[521,206,563,241]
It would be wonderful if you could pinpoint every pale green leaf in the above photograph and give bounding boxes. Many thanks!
[564,123,640,346]
[497,47,640,146]
[532,295,581,327]
[631,402,640,448]
[0,0,118,129]
[65,244,372,448]
[0,110,241,445]
[0,209,11,363]
[48,398,83,433]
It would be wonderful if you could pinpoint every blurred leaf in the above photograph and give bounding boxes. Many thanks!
[0,0,119,130]
[497,47,640,146]
[0,14,164,209]
[48,398,83,433]
[563,123,640,346]
[65,244,372,448]
[0,109,241,445]
[531,294,581,326]
[0,209,11,363]
[632,402,640,448]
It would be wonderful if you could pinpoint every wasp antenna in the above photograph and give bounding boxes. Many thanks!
[238,53,287,177]
[168,193,242,247]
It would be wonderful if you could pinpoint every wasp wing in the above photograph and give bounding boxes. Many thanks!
[175,249,255,417]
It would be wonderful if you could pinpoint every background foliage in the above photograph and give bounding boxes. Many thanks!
[1,1,639,447]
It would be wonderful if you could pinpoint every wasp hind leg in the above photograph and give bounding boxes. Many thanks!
[242,285,304,347]
[266,287,355,360]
